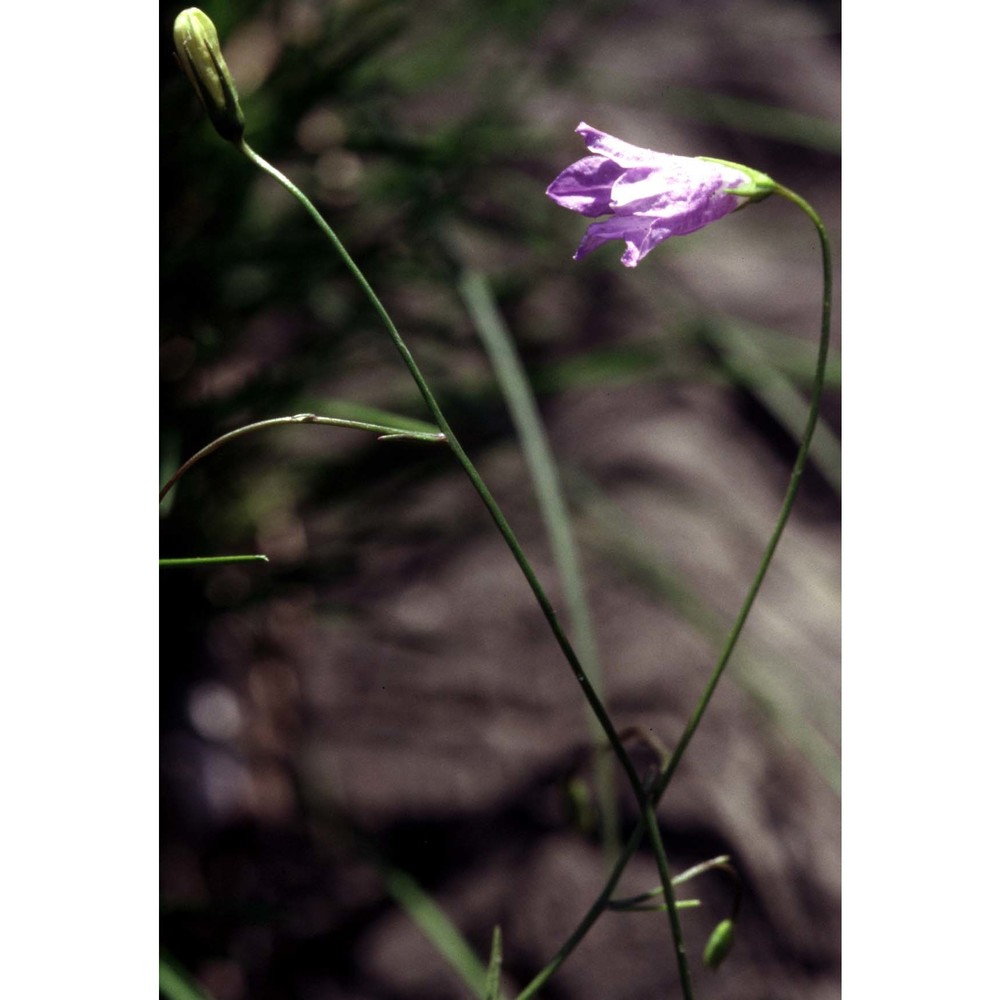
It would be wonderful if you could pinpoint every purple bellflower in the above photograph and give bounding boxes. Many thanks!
[546,122,773,267]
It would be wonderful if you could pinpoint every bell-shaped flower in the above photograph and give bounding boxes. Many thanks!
[546,122,773,267]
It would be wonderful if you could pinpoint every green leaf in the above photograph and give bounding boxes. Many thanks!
[485,925,503,1000]
[379,864,498,998]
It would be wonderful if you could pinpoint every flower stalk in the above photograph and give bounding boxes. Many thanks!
[516,180,833,999]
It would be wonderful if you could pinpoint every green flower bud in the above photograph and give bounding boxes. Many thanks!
[702,918,735,971]
[173,8,245,143]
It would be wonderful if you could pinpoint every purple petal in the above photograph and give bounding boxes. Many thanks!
[574,215,674,268]
[575,121,665,168]
[545,155,626,217]
[611,165,741,229]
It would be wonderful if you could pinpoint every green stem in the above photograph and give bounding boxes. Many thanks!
[650,182,831,802]
[159,412,444,503]
[611,854,732,909]
[237,139,688,989]
[516,183,833,998]
[516,834,636,998]
[159,554,269,567]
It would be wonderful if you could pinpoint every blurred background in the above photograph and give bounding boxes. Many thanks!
[160,1,840,998]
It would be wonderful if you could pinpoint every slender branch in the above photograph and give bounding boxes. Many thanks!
[611,854,732,909]
[159,413,444,503]
[159,555,269,567]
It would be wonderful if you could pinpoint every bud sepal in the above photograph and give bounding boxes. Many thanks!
[173,8,245,143]
[698,157,775,203]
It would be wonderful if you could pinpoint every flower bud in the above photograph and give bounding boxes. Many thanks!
[702,918,735,970]
[173,8,245,143]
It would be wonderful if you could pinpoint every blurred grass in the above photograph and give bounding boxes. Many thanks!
[379,864,505,1000]
[663,87,840,153]
[160,952,216,1000]
[459,267,619,861]
[700,318,841,492]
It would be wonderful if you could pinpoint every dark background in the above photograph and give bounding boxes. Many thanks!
[160,1,840,997]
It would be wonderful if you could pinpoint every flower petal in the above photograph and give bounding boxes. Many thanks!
[611,166,742,230]
[574,215,674,268]
[545,155,625,217]
[574,121,667,168]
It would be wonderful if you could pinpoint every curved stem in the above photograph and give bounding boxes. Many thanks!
[517,183,833,998]
[237,140,690,989]
[159,413,444,503]
[650,182,831,801]
[517,837,636,998]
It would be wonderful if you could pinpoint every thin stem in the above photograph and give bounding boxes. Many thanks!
[159,555,269,567]
[611,900,701,913]
[612,854,731,908]
[237,139,688,988]
[650,182,831,802]
[516,837,636,999]
[517,183,833,997]
[159,413,444,503]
